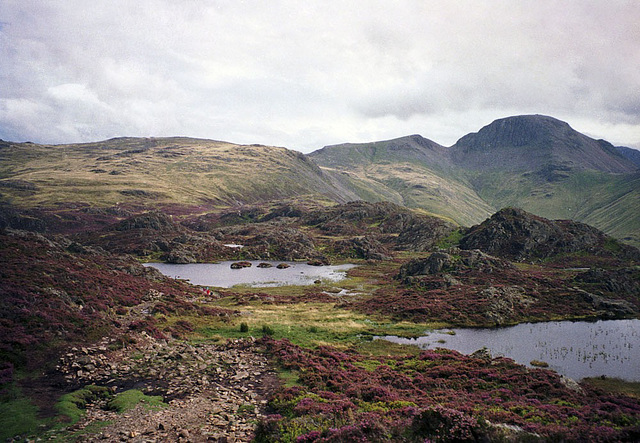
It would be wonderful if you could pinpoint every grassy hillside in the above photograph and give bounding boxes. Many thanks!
[310,136,494,227]
[0,137,359,209]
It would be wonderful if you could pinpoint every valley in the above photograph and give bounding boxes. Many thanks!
[1,115,640,441]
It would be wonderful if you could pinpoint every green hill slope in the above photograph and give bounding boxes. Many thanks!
[0,137,359,209]
[309,135,494,226]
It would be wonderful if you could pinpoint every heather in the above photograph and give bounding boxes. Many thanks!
[256,338,640,442]
[1,200,639,441]
[0,230,234,376]
[349,247,638,327]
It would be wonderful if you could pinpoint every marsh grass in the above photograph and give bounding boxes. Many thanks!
[353,339,421,357]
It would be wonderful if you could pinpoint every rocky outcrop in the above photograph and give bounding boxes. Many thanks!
[394,217,456,252]
[481,285,534,325]
[0,205,47,232]
[575,268,640,298]
[213,224,320,261]
[115,211,178,231]
[164,250,197,264]
[330,236,392,260]
[459,207,640,262]
[573,288,637,318]
[398,248,515,280]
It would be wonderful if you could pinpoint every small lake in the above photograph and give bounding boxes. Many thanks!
[379,319,640,381]
[144,261,357,288]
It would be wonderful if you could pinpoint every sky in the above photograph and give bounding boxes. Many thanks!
[1,1,639,153]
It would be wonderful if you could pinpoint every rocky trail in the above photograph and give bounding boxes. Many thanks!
[51,335,279,442]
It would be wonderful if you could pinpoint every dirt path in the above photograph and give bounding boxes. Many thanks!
[54,335,279,442]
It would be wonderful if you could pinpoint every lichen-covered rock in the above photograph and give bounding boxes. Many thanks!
[481,285,534,325]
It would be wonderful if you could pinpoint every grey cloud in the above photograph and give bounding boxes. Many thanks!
[0,1,638,151]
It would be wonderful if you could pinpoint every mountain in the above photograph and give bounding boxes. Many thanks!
[450,115,635,173]
[1,115,638,246]
[308,135,494,226]
[615,145,640,168]
[310,115,640,246]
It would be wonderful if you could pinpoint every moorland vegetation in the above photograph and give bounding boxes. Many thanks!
[1,115,640,440]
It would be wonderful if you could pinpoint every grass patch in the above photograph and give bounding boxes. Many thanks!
[583,377,640,399]
[107,389,166,413]
[353,339,422,357]
[55,385,111,424]
[276,368,301,388]
[198,302,374,347]
[436,228,465,249]
[0,383,40,441]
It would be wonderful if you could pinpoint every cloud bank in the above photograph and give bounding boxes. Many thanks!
[1,0,639,151]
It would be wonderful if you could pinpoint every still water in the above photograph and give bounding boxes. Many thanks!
[144,261,357,288]
[379,319,640,381]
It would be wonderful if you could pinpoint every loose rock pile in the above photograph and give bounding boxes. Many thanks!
[56,335,278,442]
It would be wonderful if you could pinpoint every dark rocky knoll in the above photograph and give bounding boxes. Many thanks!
[459,207,640,263]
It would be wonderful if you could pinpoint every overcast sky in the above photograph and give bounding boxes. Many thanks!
[1,1,639,152]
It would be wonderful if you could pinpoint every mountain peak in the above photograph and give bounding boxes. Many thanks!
[454,115,572,150]
[450,115,636,173]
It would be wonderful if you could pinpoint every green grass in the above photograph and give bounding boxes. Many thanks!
[55,385,111,424]
[277,368,301,388]
[107,389,166,413]
[0,384,40,441]
[436,228,465,249]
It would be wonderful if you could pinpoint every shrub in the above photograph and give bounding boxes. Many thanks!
[240,322,249,333]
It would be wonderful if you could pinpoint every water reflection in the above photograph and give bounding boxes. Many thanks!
[144,261,357,288]
[379,319,640,381]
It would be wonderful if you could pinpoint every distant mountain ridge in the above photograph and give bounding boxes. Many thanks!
[310,115,640,245]
[0,114,638,246]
